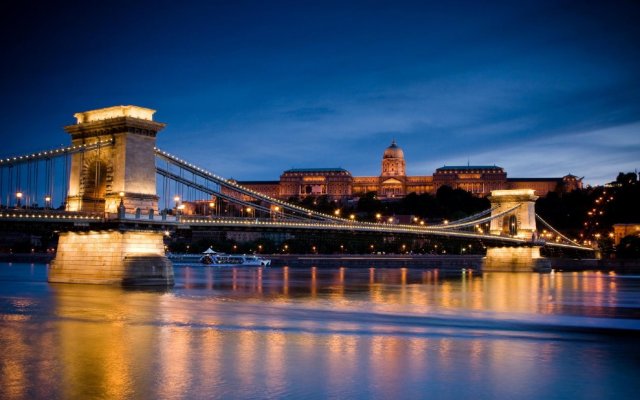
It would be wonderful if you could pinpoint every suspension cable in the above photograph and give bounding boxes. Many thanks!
[535,213,580,245]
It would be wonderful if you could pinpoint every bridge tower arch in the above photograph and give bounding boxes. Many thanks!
[64,105,165,214]
[488,189,538,239]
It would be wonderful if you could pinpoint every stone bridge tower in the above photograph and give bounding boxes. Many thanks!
[488,189,538,239]
[64,105,165,214]
[484,189,550,272]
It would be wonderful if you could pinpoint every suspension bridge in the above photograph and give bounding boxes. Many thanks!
[0,105,594,285]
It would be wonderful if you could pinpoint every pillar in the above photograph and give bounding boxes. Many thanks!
[484,189,550,272]
[64,105,165,214]
[483,246,551,272]
[49,230,174,286]
[488,189,538,239]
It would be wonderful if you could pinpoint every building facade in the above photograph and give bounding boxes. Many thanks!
[238,140,583,200]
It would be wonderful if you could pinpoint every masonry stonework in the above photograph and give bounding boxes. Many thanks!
[49,230,174,286]
[64,105,165,214]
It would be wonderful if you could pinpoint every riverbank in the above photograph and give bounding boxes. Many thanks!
[269,254,484,269]
[268,254,640,272]
[2,253,639,272]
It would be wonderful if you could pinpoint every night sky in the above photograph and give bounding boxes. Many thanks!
[1,0,638,185]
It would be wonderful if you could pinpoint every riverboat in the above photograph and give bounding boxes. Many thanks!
[200,248,271,266]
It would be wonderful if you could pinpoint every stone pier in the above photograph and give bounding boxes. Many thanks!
[483,246,551,272]
[49,230,174,286]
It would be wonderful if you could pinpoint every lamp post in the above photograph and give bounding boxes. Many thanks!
[174,196,180,216]
[375,213,381,223]
[209,201,215,217]
[118,191,126,218]
[44,196,51,210]
[16,192,23,208]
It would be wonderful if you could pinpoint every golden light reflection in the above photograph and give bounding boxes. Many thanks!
[0,267,628,398]
[49,284,161,400]
[311,266,317,298]
[283,266,289,296]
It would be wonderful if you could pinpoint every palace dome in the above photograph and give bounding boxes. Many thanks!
[383,140,404,159]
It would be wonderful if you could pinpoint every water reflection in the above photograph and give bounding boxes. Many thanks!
[167,265,637,320]
[0,263,639,399]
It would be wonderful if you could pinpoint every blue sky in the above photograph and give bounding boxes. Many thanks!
[1,0,638,185]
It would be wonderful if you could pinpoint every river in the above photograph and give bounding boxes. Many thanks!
[1,262,639,399]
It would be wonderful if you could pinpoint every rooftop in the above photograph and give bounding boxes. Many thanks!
[284,168,349,173]
[74,105,156,123]
[436,165,503,171]
[507,177,562,182]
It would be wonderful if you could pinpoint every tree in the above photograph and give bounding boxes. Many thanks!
[616,172,638,185]
[617,235,640,259]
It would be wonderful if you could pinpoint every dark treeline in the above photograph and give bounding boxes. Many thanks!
[287,185,490,223]
[537,172,640,256]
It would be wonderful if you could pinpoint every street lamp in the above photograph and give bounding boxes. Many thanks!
[44,195,51,210]
[334,209,341,217]
[375,213,381,222]
[16,192,23,208]
[174,196,180,215]
[349,214,355,221]
[209,201,215,216]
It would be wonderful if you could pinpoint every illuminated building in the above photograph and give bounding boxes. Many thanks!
[239,140,582,200]
[612,224,640,245]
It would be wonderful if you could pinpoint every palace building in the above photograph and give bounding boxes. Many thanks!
[239,140,582,201]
